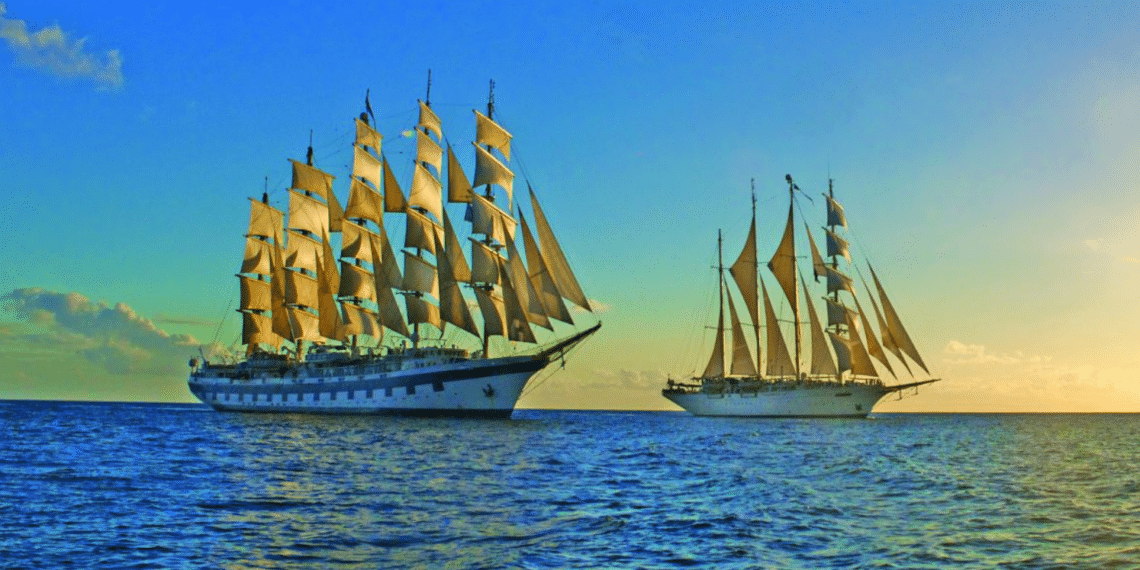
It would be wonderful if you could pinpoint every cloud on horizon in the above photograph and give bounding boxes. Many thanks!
[942,340,1050,366]
[588,368,669,390]
[1,288,200,375]
[0,3,123,91]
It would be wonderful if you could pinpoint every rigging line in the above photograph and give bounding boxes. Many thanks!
[678,238,722,378]
[209,292,237,352]
[518,340,588,399]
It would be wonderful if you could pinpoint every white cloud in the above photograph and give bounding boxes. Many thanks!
[942,339,1049,365]
[588,368,669,389]
[1,287,201,375]
[0,3,123,91]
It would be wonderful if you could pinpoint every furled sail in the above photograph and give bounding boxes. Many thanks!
[530,188,590,311]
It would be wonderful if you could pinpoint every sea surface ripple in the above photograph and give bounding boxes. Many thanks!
[1,401,1138,569]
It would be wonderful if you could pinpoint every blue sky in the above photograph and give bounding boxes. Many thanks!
[2,1,1139,410]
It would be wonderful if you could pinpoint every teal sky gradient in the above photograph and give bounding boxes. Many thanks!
[3,1,1139,410]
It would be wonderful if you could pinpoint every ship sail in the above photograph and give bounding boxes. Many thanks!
[519,213,574,325]
[190,83,601,419]
[702,292,726,379]
[767,194,800,373]
[236,199,285,352]
[529,187,590,312]
[801,277,837,377]
[726,290,757,376]
[664,175,939,417]
[729,215,761,369]
[869,264,929,373]
[220,85,597,361]
[762,280,797,378]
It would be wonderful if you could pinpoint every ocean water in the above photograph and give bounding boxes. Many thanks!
[1,402,1137,569]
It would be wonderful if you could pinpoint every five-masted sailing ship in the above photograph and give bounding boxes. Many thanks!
[188,82,600,417]
[663,175,938,417]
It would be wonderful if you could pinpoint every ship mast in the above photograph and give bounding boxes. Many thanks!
[749,180,760,376]
[826,178,842,379]
[787,176,802,376]
[716,229,725,376]
[480,80,495,358]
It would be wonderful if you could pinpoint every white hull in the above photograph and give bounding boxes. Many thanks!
[663,382,891,418]
[188,353,546,418]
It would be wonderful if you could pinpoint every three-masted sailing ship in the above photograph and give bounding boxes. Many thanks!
[188,83,599,417]
[663,175,938,417]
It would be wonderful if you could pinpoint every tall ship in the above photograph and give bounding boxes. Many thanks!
[663,176,938,417]
[189,81,600,417]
